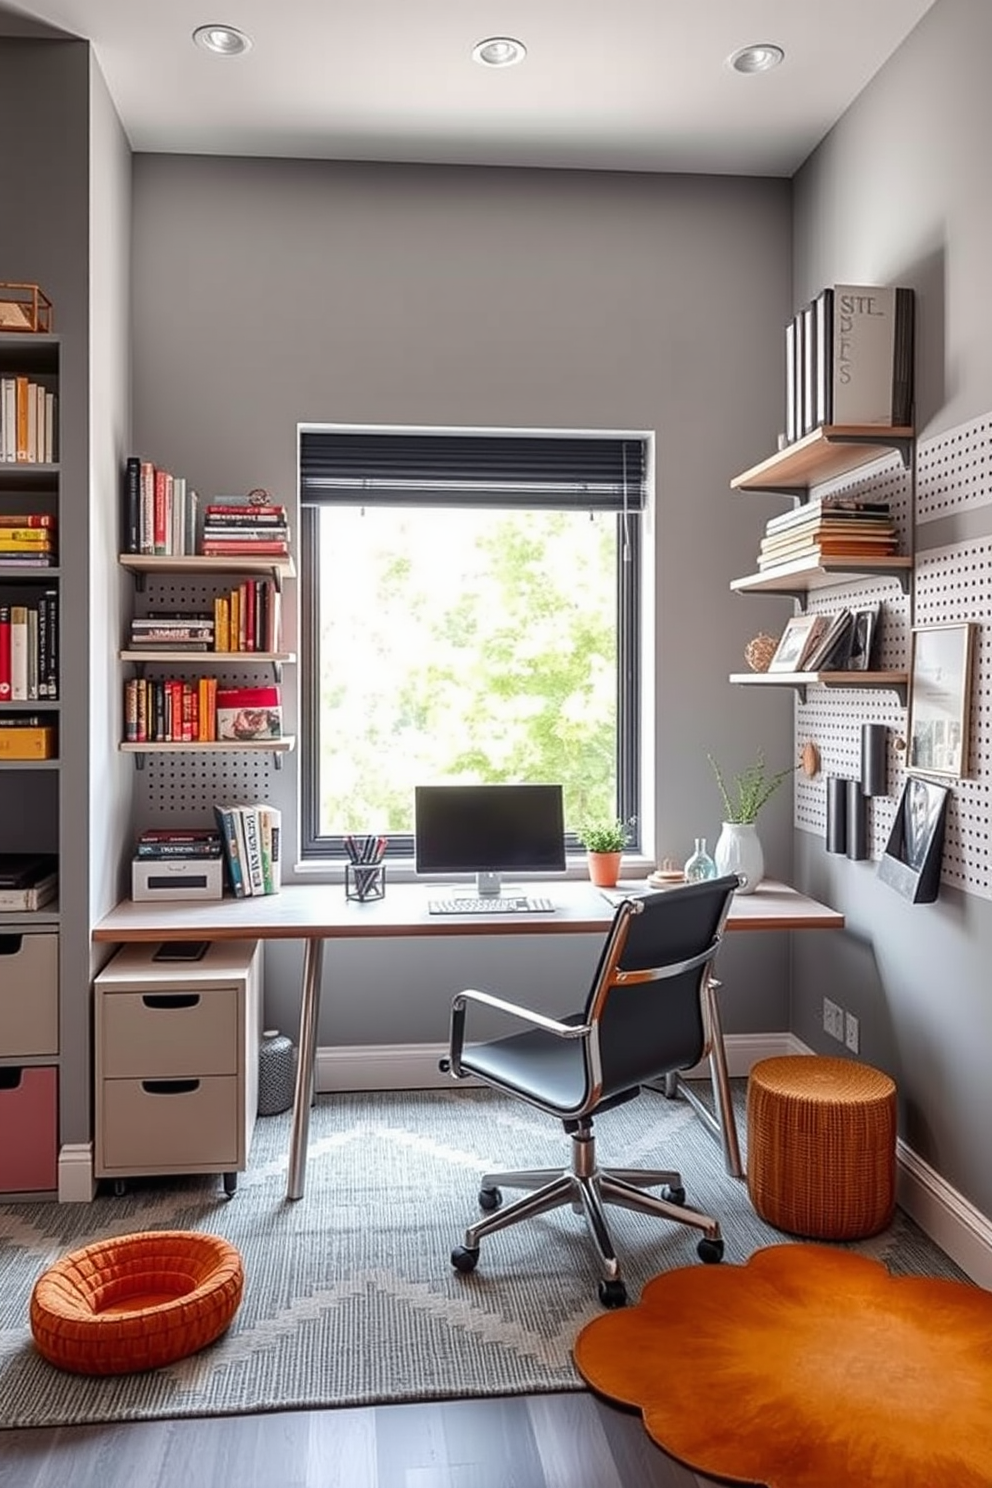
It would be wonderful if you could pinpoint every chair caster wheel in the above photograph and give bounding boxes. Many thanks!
[663,1184,686,1206]
[697,1237,724,1264]
[598,1279,627,1309]
[478,1185,502,1212]
[451,1245,480,1274]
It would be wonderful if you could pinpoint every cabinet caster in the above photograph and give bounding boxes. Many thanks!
[223,1171,238,1198]
[113,1178,128,1197]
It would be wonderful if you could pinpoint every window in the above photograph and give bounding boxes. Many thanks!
[299,428,648,861]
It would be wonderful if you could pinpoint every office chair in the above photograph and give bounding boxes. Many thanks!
[442,874,739,1307]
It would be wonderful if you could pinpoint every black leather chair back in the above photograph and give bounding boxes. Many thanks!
[584,875,738,1104]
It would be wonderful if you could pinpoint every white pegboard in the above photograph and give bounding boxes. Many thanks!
[908,538,992,898]
[916,413,992,523]
[792,422,990,902]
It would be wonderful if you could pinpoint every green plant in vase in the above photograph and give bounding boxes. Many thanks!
[707,751,795,894]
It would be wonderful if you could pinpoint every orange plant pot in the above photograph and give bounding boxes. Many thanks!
[587,851,622,887]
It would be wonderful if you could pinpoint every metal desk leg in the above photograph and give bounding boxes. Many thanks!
[653,978,744,1179]
[287,935,325,1201]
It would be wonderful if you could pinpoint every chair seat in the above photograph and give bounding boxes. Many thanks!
[461,1024,588,1110]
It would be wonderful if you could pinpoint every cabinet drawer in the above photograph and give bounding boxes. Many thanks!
[0,933,58,1057]
[0,1066,58,1192]
[99,1076,239,1171]
[100,986,238,1078]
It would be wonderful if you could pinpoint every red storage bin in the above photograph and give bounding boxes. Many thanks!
[0,1066,58,1192]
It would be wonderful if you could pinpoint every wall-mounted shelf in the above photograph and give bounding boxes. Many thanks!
[119,737,296,770]
[119,553,296,592]
[731,554,913,599]
[730,424,914,497]
[120,649,295,681]
[0,564,60,579]
[729,670,908,705]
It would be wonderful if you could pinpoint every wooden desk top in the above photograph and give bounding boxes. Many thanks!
[93,879,843,942]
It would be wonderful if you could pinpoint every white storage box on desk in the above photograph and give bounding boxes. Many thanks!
[132,856,225,901]
[94,938,262,1195]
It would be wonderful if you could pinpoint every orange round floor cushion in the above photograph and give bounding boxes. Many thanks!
[30,1230,244,1375]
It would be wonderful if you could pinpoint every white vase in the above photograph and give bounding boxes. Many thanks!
[713,821,764,895]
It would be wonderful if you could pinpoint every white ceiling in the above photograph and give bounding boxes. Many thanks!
[5,0,936,175]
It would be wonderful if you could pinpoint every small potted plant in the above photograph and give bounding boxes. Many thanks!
[707,751,794,894]
[576,817,632,888]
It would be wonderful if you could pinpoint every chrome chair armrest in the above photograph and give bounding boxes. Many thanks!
[447,987,591,1077]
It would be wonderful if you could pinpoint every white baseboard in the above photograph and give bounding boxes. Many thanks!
[316,1034,992,1285]
[58,1143,96,1202]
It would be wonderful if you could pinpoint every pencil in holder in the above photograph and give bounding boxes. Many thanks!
[345,862,386,902]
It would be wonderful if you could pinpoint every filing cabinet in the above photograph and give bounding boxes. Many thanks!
[94,939,262,1195]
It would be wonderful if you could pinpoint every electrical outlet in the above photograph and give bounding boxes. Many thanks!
[845,1011,860,1054]
[823,996,844,1042]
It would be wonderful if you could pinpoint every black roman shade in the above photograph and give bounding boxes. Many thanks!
[299,431,648,512]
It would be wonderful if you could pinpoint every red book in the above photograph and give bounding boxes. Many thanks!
[0,514,56,528]
[153,468,168,555]
[201,541,289,555]
[0,605,10,701]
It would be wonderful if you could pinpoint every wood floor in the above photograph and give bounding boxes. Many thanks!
[0,1393,735,1487]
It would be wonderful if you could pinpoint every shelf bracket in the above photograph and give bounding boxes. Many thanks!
[134,751,146,770]
[823,431,914,470]
[273,751,283,770]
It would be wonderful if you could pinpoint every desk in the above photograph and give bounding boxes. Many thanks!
[94,879,843,1197]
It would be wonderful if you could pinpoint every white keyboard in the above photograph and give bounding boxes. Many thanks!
[428,895,556,916]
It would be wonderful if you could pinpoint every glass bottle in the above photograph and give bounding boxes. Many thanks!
[684,836,717,883]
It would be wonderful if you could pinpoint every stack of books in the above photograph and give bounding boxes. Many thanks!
[0,377,57,464]
[135,827,223,860]
[123,677,218,743]
[757,496,899,571]
[213,803,282,897]
[0,852,59,911]
[128,613,216,651]
[213,578,281,652]
[0,513,56,567]
[200,497,290,558]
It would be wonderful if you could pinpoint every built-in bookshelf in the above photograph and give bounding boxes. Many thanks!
[0,333,62,1199]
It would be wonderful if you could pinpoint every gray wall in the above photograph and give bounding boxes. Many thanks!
[791,0,992,1218]
[129,156,796,1044]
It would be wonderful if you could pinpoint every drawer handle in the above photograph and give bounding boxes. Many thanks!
[141,1079,201,1096]
[0,1067,24,1091]
[0,934,24,956]
[142,994,201,1010]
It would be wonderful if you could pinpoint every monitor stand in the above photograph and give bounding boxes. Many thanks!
[477,871,501,898]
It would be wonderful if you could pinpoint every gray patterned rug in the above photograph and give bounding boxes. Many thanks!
[0,1083,967,1429]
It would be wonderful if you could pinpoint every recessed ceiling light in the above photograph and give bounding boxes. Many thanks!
[192,24,253,56]
[729,43,785,75]
[472,37,526,68]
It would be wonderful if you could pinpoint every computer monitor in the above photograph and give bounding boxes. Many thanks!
[414,783,566,897]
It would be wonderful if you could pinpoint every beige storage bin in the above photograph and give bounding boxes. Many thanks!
[0,933,58,1057]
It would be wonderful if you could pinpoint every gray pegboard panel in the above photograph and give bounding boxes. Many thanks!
[916,412,992,523]
[905,538,991,899]
[135,752,280,828]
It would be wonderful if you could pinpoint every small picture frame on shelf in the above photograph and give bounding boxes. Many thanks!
[906,622,975,778]
[845,603,880,671]
[767,613,826,673]
[877,776,949,903]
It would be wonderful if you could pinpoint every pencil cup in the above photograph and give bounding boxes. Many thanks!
[345,862,386,902]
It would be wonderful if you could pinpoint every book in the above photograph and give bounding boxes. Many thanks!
[0,604,9,701]
[0,852,59,887]
[237,805,266,894]
[803,610,855,671]
[213,804,248,897]
[10,604,28,700]
[135,839,223,859]
[829,284,915,426]
[0,870,58,911]
[0,513,55,528]
[215,685,282,741]
[123,455,141,553]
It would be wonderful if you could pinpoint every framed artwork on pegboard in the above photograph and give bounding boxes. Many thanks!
[906,622,976,779]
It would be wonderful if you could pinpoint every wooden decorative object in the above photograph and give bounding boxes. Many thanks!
[799,741,820,778]
[0,282,53,333]
[744,633,778,673]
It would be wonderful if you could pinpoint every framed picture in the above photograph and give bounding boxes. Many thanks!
[768,613,826,673]
[845,603,880,671]
[906,622,976,778]
[878,776,950,903]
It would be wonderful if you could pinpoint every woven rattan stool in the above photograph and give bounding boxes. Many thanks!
[746,1055,896,1239]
